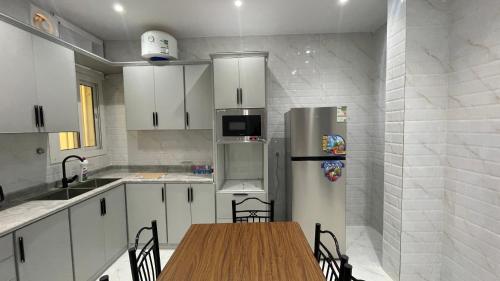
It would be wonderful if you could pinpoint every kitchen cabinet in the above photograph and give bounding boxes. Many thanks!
[185,64,213,129]
[123,66,156,130]
[124,64,213,131]
[71,185,126,281]
[0,21,38,133]
[33,36,79,132]
[0,21,78,133]
[166,184,215,243]
[0,234,16,281]
[124,65,185,130]
[126,183,168,244]
[16,210,73,281]
[154,65,185,129]
[213,56,266,109]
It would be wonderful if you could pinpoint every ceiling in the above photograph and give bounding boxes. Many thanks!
[31,0,387,40]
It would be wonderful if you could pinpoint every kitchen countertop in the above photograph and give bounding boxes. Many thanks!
[0,171,213,237]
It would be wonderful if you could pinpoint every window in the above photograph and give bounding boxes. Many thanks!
[58,83,99,150]
[49,67,105,163]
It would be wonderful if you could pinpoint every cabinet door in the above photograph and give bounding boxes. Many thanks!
[127,184,167,244]
[154,65,185,129]
[103,185,127,262]
[70,196,106,281]
[16,210,73,281]
[33,36,79,132]
[123,66,156,130]
[0,234,16,281]
[213,58,240,109]
[185,64,213,130]
[239,57,266,108]
[166,184,192,244]
[190,184,215,224]
[0,21,38,133]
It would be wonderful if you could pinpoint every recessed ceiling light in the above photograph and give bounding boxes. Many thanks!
[113,3,125,13]
[234,0,243,7]
[338,0,349,5]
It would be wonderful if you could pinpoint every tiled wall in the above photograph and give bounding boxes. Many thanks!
[383,0,406,279]
[443,0,500,280]
[401,0,449,280]
[177,33,386,228]
[103,74,214,166]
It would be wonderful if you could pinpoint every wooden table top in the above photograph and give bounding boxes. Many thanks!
[158,222,326,281]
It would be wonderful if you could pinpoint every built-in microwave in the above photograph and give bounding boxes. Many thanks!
[216,109,267,143]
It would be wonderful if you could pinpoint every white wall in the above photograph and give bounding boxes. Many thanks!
[443,0,500,280]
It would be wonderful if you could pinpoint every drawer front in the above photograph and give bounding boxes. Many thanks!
[216,192,267,219]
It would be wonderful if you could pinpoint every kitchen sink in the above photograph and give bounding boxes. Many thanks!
[68,178,120,189]
[31,188,94,200]
[31,178,120,201]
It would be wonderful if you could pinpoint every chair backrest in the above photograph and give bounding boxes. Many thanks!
[128,220,161,281]
[313,223,364,281]
[232,197,275,223]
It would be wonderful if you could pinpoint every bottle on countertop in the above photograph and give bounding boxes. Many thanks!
[79,158,89,182]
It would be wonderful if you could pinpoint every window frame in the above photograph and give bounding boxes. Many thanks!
[48,66,107,164]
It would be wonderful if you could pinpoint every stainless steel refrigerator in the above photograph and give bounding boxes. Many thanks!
[285,107,347,252]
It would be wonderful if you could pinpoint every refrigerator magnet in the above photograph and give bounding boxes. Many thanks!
[321,160,345,182]
[322,135,346,155]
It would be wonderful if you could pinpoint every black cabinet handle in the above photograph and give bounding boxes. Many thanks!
[161,187,165,202]
[233,193,249,196]
[187,188,191,203]
[39,106,45,127]
[240,88,243,104]
[0,184,4,202]
[155,112,159,127]
[100,198,105,216]
[34,106,40,127]
[152,112,156,127]
[236,88,240,105]
[186,112,190,128]
[103,198,107,215]
[19,237,25,263]
[190,187,194,203]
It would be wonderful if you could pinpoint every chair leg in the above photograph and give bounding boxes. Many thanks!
[313,223,321,261]
[341,263,352,281]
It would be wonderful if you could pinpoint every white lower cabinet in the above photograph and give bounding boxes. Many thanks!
[167,184,215,244]
[0,234,16,281]
[71,185,127,281]
[16,210,73,281]
[126,183,168,244]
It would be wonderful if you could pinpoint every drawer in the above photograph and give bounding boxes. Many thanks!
[216,192,267,219]
[0,234,13,261]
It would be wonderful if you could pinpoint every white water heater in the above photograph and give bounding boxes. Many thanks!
[141,31,178,61]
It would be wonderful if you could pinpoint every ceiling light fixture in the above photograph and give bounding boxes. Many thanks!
[113,3,125,13]
[234,0,243,7]
[338,0,349,5]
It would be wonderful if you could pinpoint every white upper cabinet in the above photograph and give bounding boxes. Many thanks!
[185,64,213,130]
[123,64,213,131]
[154,65,185,130]
[213,55,266,109]
[33,36,79,133]
[213,58,240,109]
[123,66,156,130]
[239,57,266,108]
[0,21,79,133]
[0,21,38,133]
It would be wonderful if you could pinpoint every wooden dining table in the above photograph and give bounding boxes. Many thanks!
[158,222,326,281]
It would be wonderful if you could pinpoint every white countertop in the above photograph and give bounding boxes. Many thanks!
[0,172,213,237]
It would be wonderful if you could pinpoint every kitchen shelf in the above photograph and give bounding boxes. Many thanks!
[218,179,265,193]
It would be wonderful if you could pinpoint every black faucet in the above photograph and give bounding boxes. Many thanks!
[62,155,84,188]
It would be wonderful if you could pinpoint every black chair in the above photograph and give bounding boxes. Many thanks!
[313,223,364,281]
[128,220,161,281]
[232,197,275,223]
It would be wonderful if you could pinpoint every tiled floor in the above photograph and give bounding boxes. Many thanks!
[347,226,393,281]
[98,226,392,281]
